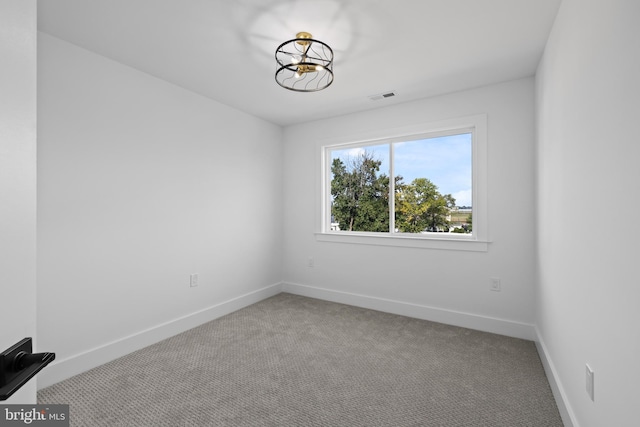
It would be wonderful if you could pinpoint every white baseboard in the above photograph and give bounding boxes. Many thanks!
[282,282,536,340]
[38,281,540,391]
[38,283,283,389]
[534,327,578,427]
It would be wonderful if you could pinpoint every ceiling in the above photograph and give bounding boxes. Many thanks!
[37,0,561,127]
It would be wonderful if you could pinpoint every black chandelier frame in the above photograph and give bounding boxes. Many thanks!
[275,33,334,92]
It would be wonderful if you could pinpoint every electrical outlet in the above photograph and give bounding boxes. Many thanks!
[490,277,501,292]
[190,273,199,287]
[586,364,594,401]
[307,257,314,267]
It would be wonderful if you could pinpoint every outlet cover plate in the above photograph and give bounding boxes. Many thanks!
[586,364,594,401]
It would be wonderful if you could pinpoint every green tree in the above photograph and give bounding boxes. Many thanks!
[395,178,455,233]
[331,154,456,233]
[331,151,389,231]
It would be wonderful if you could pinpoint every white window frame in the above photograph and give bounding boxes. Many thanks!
[317,114,488,252]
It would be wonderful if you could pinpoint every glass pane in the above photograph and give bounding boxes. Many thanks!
[330,144,390,232]
[394,133,472,234]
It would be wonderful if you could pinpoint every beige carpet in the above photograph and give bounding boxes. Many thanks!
[39,293,563,426]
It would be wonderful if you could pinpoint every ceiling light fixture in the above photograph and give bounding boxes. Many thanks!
[275,32,334,92]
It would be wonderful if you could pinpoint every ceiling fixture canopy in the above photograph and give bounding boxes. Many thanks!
[275,32,334,92]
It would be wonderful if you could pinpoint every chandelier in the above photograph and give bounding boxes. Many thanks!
[275,32,334,92]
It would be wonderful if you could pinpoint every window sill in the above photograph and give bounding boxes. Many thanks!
[315,232,489,252]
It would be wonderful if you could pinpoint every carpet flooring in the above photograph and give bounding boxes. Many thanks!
[38,293,563,426]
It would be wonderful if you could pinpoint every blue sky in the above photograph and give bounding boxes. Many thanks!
[331,133,472,207]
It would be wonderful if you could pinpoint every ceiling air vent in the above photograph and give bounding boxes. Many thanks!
[368,92,396,101]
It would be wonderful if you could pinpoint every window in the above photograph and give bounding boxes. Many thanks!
[319,115,487,251]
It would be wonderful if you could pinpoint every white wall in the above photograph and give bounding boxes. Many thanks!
[37,33,283,386]
[282,78,537,338]
[0,0,38,403]
[535,0,640,426]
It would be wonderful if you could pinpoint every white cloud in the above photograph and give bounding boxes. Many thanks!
[452,189,472,207]
[346,147,365,157]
